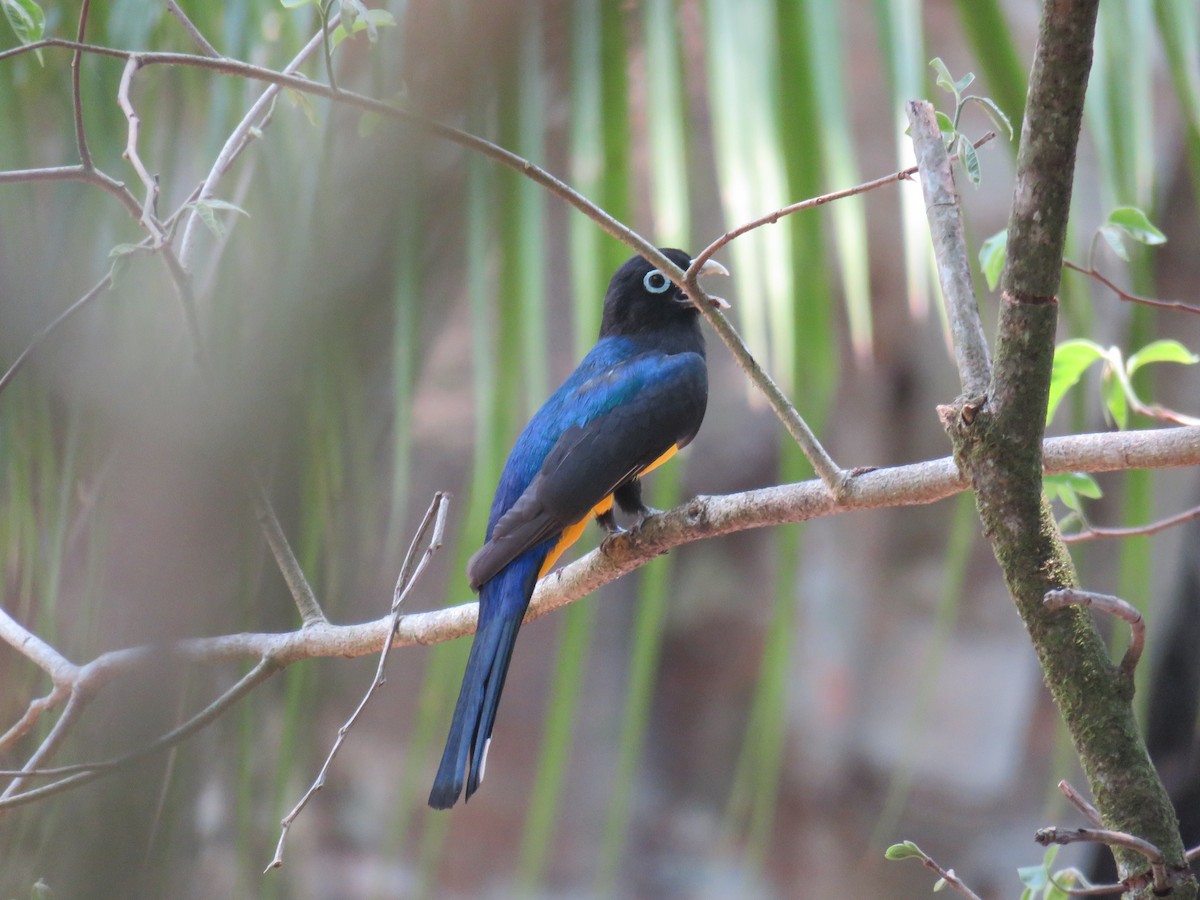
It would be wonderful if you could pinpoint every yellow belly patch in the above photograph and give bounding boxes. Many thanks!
[538,494,614,578]
[535,443,681,579]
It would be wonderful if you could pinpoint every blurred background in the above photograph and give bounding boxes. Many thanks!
[1,0,1199,896]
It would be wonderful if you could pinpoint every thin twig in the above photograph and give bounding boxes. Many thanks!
[0,657,279,811]
[1,689,90,799]
[1063,503,1200,544]
[115,54,162,241]
[267,493,448,872]
[251,481,327,627]
[1043,589,1145,678]
[178,18,338,270]
[1065,259,1200,316]
[71,0,94,168]
[905,101,993,398]
[1059,779,1105,828]
[0,686,70,755]
[1035,827,1171,895]
[165,0,221,58]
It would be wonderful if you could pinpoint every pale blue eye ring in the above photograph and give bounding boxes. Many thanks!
[643,270,671,294]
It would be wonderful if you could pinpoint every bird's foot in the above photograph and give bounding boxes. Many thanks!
[633,506,662,529]
[596,508,625,536]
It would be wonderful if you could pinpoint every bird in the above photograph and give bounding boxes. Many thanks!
[427,248,729,809]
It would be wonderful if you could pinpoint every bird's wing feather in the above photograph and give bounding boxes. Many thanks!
[466,351,706,589]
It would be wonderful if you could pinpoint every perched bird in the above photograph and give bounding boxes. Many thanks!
[428,248,729,809]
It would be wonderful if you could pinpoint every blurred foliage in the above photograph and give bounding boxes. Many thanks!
[0,0,1198,897]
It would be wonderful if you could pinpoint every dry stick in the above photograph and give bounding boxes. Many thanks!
[1035,827,1171,895]
[0,657,280,811]
[0,689,89,800]
[905,101,992,397]
[1065,259,1200,316]
[115,54,162,241]
[0,428,1196,804]
[71,0,94,169]
[177,19,337,271]
[0,38,872,471]
[1063,503,1200,544]
[251,482,327,627]
[165,0,221,58]
[267,493,448,872]
[1043,589,1145,678]
[1059,779,1106,828]
[0,687,69,755]
[0,275,115,396]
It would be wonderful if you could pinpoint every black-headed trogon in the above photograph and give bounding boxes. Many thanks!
[428,248,729,809]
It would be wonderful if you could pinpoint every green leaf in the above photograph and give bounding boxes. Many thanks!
[978,229,1007,291]
[1127,339,1199,374]
[184,198,249,241]
[284,87,320,127]
[1017,863,1048,889]
[1102,367,1129,429]
[935,110,957,144]
[953,71,975,94]
[957,134,981,186]
[1044,473,1103,514]
[963,94,1014,140]
[933,876,947,891]
[1106,206,1167,246]
[1098,223,1130,261]
[930,57,957,97]
[1047,339,1107,425]
[2,0,45,44]
[331,7,395,47]
[884,840,926,861]
[279,0,314,7]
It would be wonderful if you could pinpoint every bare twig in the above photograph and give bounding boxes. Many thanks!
[267,493,448,872]
[0,687,70,755]
[251,481,327,627]
[1059,779,1105,828]
[1,689,91,799]
[1035,827,1171,894]
[1043,588,1145,678]
[0,275,115,397]
[115,54,162,241]
[1065,259,1200,316]
[0,657,279,811]
[178,18,338,271]
[71,0,94,168]
[165,0,221,58]
[905,100,993,398]
[1063,503,1200,544]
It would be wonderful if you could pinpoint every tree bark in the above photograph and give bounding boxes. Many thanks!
[945,1,1195,895]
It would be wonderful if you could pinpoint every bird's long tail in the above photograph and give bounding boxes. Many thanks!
[428,558,538,809]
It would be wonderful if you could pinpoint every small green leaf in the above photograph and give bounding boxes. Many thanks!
[1127,339,1199,374]
[963,94,1014,141]
[1098,224,1130,262]
[952,71,975,94]
[2,0,45,44]
[933,876,947,891]
[1044,473,1102,514]
[930,57,957,97]
[1017,863,1048,890]
[957,135,981,186]
[935,110,957,144]
[1105,206,1167,246]
[979,230,1007,291]
[331,7,396,47]
[885,840,926,861]
[184,198,250,241]
[357,110,381,138]
[1101,368,1129,430]
[1047,339,1107,425]
[285,87,320,126]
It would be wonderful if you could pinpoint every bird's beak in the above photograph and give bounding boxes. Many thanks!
[696,258,731,309]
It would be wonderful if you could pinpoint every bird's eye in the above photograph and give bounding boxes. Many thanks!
[643,270,671,294]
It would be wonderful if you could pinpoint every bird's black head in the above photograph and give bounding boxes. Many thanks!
[598,248,727,342]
